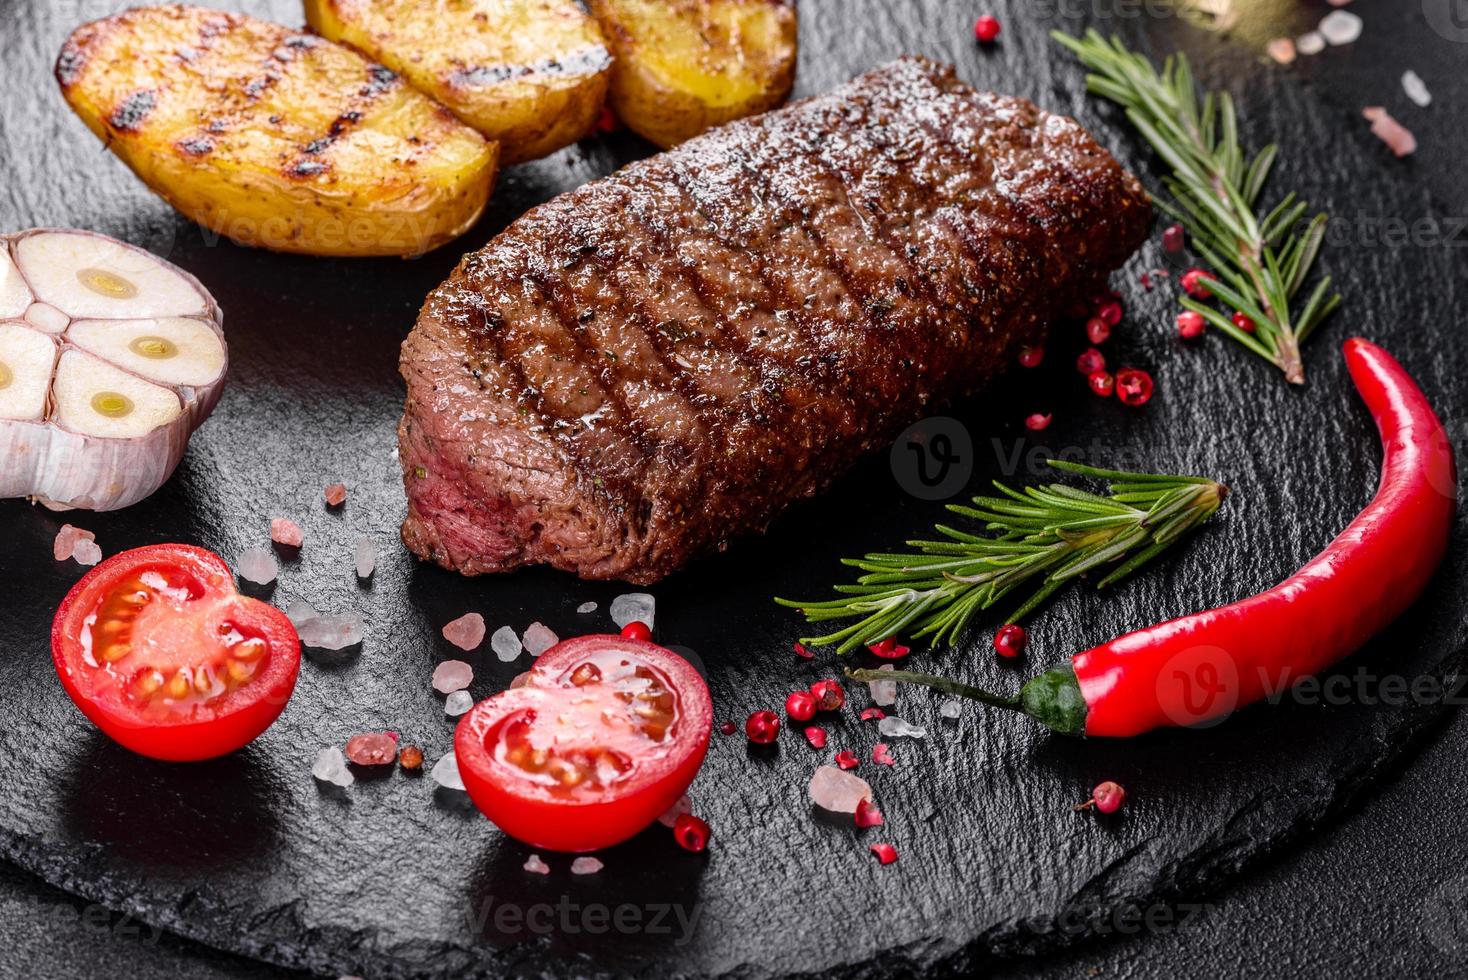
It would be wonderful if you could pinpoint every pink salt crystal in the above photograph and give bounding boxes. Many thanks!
[658,794,692,828]
[1266,37,1296,65]
[510,671,532,689]
[441,613,486,651]
[324,483,347,507]
[808,765,874,814]
[344,732,397,766]
[571,856,603,875]
[873,743,895,766]
[270,517,304,548]
[523,854,551,875]
[1363,107,1417,158]
[432,659,474,694]
[72,539,103,567]
[53,525,93,561]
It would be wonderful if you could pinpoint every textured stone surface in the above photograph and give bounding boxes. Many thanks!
[0,1,1465,979]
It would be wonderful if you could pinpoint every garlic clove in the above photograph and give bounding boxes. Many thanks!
[14,231,208,320]
[0,323,57,421]
[52,348,182,439]
[0,248,31,318]
[24,301,70,334]
[68,317,226,388]
[0,228,226,511]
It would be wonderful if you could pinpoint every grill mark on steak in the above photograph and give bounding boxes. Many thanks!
[545,201,715,448]
[399,57,1152,583]
[657,165,826,397]
[617,182,776,400]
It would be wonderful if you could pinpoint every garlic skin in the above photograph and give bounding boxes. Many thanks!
[0,229,226,511]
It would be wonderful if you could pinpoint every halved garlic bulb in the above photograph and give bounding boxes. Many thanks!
[0,229,225,511]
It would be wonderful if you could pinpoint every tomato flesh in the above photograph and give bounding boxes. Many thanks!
[455,635,712,852]
[52,545,300,761]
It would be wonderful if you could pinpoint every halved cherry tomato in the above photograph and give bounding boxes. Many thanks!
[51,545,300,761]
[454,634,712,852]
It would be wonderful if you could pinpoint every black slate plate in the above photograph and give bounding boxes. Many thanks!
[1,1,1465,978]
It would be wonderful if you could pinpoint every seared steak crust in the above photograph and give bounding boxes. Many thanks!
[399,57,1151,583]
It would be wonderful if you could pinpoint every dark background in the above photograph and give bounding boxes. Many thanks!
[2,0,1466,977]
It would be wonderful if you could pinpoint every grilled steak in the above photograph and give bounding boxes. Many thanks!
[398,57,1151,584]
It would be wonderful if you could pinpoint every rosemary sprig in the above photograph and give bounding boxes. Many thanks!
[1054,30,1341,385]
[775,461,1226,653]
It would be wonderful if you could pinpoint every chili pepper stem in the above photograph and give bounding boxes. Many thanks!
[846,668,1020,712]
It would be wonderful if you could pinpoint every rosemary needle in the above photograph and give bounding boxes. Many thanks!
[1054,30,1341,384]
[776,460,1227,653]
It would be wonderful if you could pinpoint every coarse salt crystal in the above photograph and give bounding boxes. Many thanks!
[344,732,397,766]
[285,599,319,628]
[445,690,473,716]
[868,663,897,707]
[522,622,558,657]
[576,601,598,614]
[71,539,103,567]
[354,537,375,579]
[324,483,347,507]
[808,765,874,813]
[523,854,550,875]
[939,699,963,720]
[571,856,603,875]
[1363,107,1418,157]
[1318,10,1361,46]
[430,750,465,791]
[609,593,655,630]
[1402,70,1432,108]
[270,517,304,548]
[491,626,522,662]
[296,611,363,651]
[432,659,473,694]
[1265,37,1296,65]
[1296,31,1326,55]
[878,716,926,739]
[236,547,277,586]
[312,746,353,787]
[658,794,692,828]
[442,613,486,651]
[54,524,94,561]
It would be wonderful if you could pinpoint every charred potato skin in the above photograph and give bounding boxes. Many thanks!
[55,5,498,258]
[304,0,612,164]
[589,0,798,149]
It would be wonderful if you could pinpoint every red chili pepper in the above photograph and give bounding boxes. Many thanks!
[852,339,1455,737]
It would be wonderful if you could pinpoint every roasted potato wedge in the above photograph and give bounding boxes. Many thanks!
[304,0,612,164]
[589,0,797,148]
[56,5,497,258]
